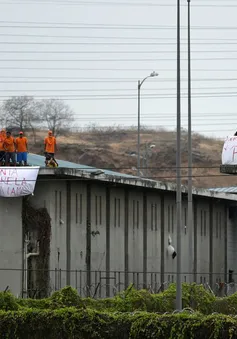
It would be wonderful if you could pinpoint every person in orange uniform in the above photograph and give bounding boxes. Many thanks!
[0,129,6,165]
[44,130,57,159]
[15,131,28,166]
[3,131,16,166]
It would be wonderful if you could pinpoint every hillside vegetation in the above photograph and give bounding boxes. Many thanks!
[25,127,235,188]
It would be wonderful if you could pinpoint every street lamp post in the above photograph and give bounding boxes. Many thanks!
[137,71,158,176]
[176,0,182,311]
[187,0,193,283]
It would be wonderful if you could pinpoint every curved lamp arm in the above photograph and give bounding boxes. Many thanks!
[138,71,159,88]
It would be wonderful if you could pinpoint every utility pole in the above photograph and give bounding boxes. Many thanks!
[176,0,182,311]
[145,143,148,177]
[187,0,193,283]
[137,80,141,176]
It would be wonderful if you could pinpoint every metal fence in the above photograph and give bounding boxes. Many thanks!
[50,270,237,298]
[0,268,236,299]
[0,269,237,298]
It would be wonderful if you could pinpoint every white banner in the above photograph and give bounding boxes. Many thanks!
[222,136,237,165]
[0,166,40,197]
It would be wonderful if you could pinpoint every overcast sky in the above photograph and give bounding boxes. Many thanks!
[0,0,236,139]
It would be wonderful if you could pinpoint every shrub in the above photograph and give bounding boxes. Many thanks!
[4,283,237,317]
[113,285,156,312]
[49,286,86,309]
[153,283,215,314]
[0,308,237,339]
[0,308,132,339]
[18,298,50,310]
[130,313,237,339]
[0,291,19,311]
[212,292,237,315]
[96,283,215,314]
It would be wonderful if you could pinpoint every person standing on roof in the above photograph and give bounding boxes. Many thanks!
[44,130,57,159]
[3,131,16,166]
[0,129,6,166]
[15,131,28,166]
[0,128,6,139]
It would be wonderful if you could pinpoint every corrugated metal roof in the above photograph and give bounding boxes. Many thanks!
[209,187,237,194]
[28,153,134,179]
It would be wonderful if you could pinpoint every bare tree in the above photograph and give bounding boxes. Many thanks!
[38,99,74,136]
[1,96,36,130]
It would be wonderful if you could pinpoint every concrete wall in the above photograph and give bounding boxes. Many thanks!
[164,194,177,284]
[227,207,237,281]
[0,197,22,296]
[29,179,233,296]
[2,175,236,297]
[212,202,225,284]
[110,188,125,292]
[146,192,161,289]
[70,181,87,294]
[90,184,107,272]
[30,180,68,291]
[127,189,144,287]
[196,199,210,284]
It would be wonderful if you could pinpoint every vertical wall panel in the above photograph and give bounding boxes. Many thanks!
[70,181,87,295]
[146,193,161,290]
[196,200,210,284]
[127,190,143,288]
[106,187,110,297]
[86,183,91,295]
[66,181,71,285]
[124,189,129,289]
[209,200,213,287]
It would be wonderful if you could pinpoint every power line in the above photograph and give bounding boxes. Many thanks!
[1,34,237,41]
[29,112,237,117]
[1,86,237,92]
[0,1,236,7]
[1,111,235,117]
[1,57,237,61]
[0,77,237,82]
[1,125,234,133]
[2,21,237,30]
[0,67,236,72]
[33,119,237,125]
[2,50,237,54]
[3,41,237,46]
[0,92,237,99]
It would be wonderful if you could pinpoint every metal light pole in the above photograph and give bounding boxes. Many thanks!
[176,0,182,310]
[137,71,158,176]
[187,0,193,283]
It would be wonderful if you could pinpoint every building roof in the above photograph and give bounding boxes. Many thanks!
[209,187,237,194]
[28,153,133,178]
[28,153,237,202]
